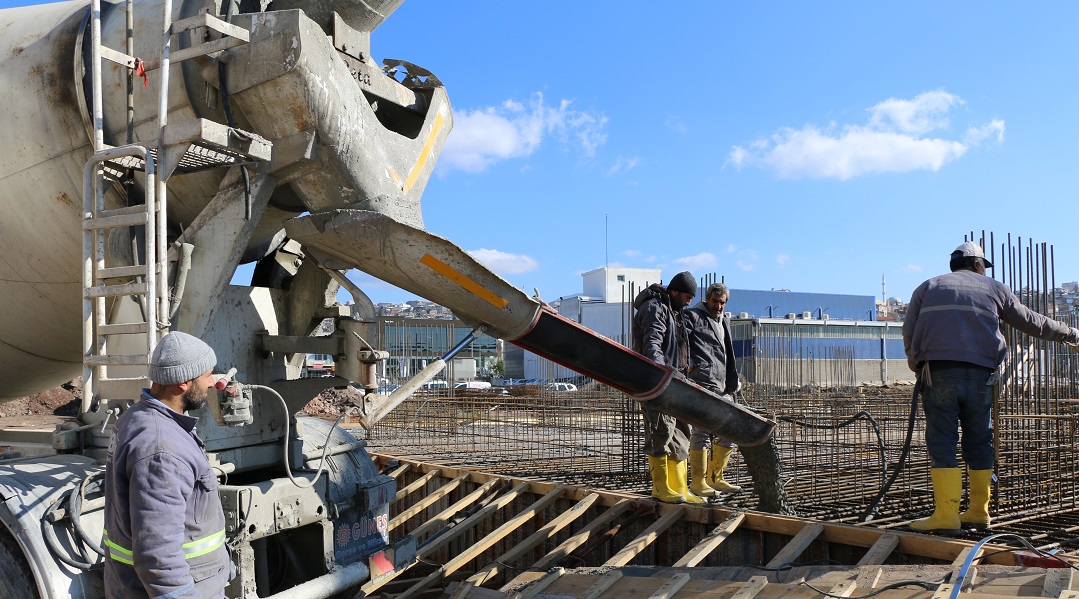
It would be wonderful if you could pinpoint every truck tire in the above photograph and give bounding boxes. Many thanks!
[0,532,37,598]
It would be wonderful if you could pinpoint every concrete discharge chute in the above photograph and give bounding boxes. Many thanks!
[287,209,775,447]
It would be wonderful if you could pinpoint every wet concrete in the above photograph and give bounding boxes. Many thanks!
[741,436,790,514]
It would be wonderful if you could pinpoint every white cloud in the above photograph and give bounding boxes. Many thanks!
[665,116,688,133]
[906,263,923,273]
[467,249,539,274]
[729,91,1004,180]
[439,93,608,174]
[674,252,718,272]
[606,156,642,176]
[965,119,1006,145]
[623,249,642,258]
[776,253,790,267]
[867,91,962,135]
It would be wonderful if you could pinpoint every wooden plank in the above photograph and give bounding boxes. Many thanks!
[578,570,623,599]
[416,482,531,560]
[504,498,635,587]
[387,462,412,479]
[857,533,900,566]
[826,579,857,598]
[408,477,499,540]
[1044,568,1076,597]
[603,506,687,567]
[854,567,882,590]
[395,468,441,502]
[515,567,564,599]
[951,546,981,590]
[448,581,475,599]
[765,522,824,569]
[647,573,691,599]
[1060,591,1079,599]
[361,478,509,596]
[673,512,745,568]
[388,473,469,532]
[399,487,565,599]
[931,583,955,599]
[729,576,768,599]
[468,493,600,586]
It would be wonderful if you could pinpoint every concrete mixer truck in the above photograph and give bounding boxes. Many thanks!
[0,0,775,596]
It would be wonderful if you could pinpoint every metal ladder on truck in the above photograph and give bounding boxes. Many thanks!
[81,0,271,413]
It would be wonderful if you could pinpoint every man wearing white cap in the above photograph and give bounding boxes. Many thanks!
[903,242,1079,534]
[103,331,231,598]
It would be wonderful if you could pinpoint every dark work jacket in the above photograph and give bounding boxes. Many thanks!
[103,393,230,599]
[683,301,739,394]
[632,284,689,371]
[903,270,1077,371]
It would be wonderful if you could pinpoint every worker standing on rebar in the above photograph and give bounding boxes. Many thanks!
[903,242,1079,534]
[103,331,231,598]
[631,271,705,504]
[683,283,743,499]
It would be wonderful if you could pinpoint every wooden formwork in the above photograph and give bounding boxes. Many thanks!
[364,454,1078,599]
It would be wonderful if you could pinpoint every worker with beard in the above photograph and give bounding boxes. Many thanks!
[683,283,744,499]
[103,331,231,598]
[632,271,704,504]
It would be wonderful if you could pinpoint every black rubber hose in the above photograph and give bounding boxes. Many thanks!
[859,377,924,522]
[217,61,252,220]
[41,493,99,571]
[67,471,106,558]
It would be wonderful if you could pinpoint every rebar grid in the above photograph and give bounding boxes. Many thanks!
[356,234,1078,534]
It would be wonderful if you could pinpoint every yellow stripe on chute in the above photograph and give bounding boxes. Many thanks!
[419,253,508,309]
[402,112,445,193]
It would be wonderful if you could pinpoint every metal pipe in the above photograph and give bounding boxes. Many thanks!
[262,560,370,599]
[358,327,484,428]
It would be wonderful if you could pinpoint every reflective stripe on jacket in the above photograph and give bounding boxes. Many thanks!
[903,270,1074,370]
[103,393,230,599]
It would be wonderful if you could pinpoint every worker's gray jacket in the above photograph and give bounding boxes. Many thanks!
[103,392,229,599]
[903,270,1078,370]
[683,302,739,394]
[632,284,688,370]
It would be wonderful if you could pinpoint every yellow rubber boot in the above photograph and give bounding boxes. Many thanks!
[959,469,992,530]
[689,449,717,498]
[910,468,962,535]
[647,456,685,503]
[668,457,706,504]
[709,446,743,493]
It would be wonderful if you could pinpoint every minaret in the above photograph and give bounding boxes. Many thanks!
[881,273,887,316]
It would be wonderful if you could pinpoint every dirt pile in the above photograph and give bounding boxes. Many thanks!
[299,385,364,417]
[5,378,359,420]
[0,378,81,418]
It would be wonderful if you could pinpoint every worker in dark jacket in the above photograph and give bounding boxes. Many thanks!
[683,283,743,498]
[104,331,230,598]
[903,242,1079,534]
[631,271,704,504]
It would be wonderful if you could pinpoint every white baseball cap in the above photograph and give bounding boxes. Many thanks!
[952,241,993,268]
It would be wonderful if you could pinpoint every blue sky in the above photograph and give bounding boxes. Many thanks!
[8,0,1078,306]
[363,1,1079,306]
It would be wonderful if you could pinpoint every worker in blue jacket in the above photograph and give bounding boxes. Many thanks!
[903,242,1079,534]
[103,331,231,598]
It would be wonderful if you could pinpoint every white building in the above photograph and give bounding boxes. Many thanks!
[578,266,661,303]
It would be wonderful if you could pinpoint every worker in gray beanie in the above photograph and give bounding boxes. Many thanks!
[149,331,217,385]
[103,330,231,598]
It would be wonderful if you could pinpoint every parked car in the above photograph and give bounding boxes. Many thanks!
[546,382,577,393]
[454,381,492,390]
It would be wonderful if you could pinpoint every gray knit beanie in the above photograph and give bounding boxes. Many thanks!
[149,331,217,385]
[666,271,697,296]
